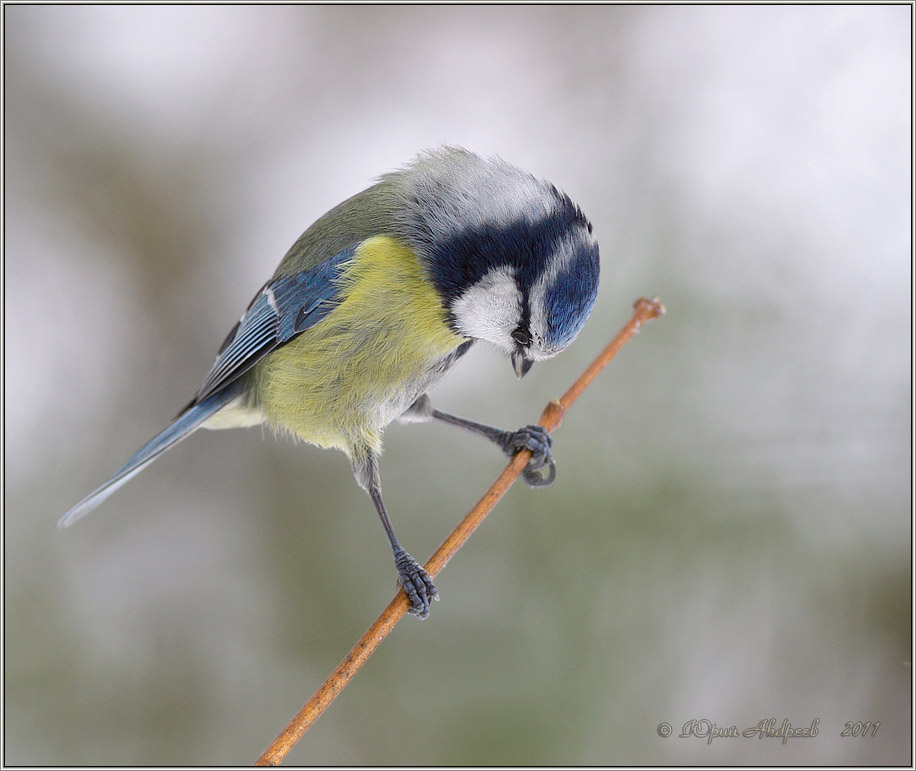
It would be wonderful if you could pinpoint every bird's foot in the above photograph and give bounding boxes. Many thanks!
[498,425,556,487]
[393,548,438,619]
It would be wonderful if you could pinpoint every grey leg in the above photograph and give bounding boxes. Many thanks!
[401,395,556,487]
[351,449,438,619]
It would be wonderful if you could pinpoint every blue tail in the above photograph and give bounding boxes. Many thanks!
[58,387,239,528]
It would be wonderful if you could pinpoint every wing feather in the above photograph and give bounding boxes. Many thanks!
[193,243,358,404]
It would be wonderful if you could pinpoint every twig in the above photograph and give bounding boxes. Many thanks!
[254,296,665,766]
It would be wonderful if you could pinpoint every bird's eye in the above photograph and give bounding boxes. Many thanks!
[511,327,531,347]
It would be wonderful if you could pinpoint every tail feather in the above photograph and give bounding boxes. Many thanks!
[58,388,238,528]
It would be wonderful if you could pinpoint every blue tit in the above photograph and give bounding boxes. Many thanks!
[60,146,600,619]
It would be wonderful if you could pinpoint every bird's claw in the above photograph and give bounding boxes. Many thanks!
[393,548,438,619]
[522,456,556,487]
[499,425,556,487]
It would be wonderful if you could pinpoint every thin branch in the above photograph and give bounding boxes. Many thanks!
[254,296,665,766]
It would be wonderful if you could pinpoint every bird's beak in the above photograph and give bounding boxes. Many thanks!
[511,349,534,379]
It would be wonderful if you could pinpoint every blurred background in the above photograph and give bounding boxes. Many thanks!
[5,5,911,766]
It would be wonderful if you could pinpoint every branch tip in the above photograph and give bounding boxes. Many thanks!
[254,296,664,766]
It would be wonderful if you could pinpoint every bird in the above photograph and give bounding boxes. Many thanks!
[60,146,600,619]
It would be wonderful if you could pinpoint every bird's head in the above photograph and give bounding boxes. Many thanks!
[395,147,600,377]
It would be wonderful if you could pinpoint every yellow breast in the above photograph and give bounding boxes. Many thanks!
[254,235,466,457]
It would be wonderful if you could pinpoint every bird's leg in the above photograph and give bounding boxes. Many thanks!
[351,450,438,619]
[401,395,556,487]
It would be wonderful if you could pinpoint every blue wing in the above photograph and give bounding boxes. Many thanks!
[59,243,358,527]
[193,243,357,403]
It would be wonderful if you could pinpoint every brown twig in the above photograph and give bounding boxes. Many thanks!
[254,297,665,766]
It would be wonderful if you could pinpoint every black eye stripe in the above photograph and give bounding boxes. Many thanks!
[511,327,531,346]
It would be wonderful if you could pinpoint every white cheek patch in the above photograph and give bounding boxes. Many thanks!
[451,266,521,348]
